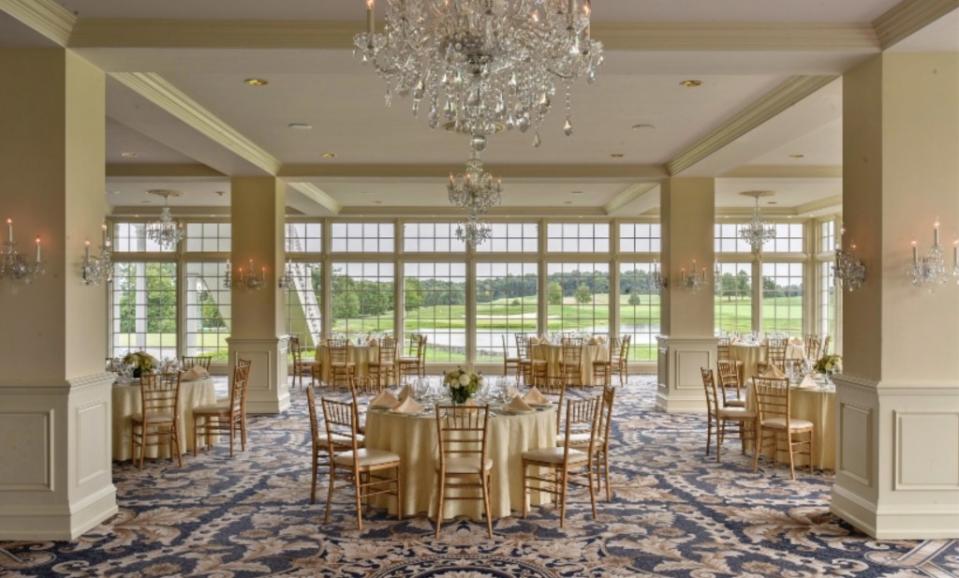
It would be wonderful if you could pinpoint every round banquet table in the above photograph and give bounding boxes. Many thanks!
[364,405,557,520]
[315,343,379,384]
[746,380,836,470]
[730,343,763,383]
[531,342,609,386]
[112,377,218,461]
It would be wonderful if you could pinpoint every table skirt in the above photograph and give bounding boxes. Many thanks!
[315,344,379,384]
[532,343,609,386]
[746,383,836,470]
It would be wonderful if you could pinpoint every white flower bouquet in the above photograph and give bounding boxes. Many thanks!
[443,367,483,404]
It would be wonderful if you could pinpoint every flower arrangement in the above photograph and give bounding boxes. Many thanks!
[123,351,158,378]
[814,354,842,375]
[443,367,483,404]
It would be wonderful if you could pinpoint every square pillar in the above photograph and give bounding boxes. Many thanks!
[0,49,117,540]
[832,53,959,540]
[657,178,718,412]
[227,177,290,414]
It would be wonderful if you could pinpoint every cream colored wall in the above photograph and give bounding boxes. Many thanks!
[0,49,105,385]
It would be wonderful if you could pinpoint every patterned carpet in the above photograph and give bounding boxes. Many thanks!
[1,377,956,578]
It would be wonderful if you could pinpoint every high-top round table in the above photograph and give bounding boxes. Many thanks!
[363,404,557,520]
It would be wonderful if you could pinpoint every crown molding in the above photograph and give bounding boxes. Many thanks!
[110,72,281,176]
[795,195,843,217]
[280,163,668,180]
[286,182,342,216]
[597,22,878,52]
[873,0,959,49]
[0,0,76,46]
[722,165,843,179]
[106,163,225,178]
[337,205,608,217]
[666,75,838,176]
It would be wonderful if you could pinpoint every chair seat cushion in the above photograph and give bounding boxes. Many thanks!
[437,456,494,474]
[556,432,603,446]
[194,402,231,415]
[131,412,174,424]
[522,446,588,465]
[328,433,365,447]
[762,417,814,430]
[333,448,400,468]
[724,399,747,408]
[718,407,756,419]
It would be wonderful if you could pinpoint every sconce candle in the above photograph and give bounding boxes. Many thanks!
[6,218,12,243]
[35,237,41,262]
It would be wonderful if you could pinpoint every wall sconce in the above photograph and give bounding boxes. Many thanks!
[834,227,865,293]
[81,224,113,286]
[679,259,709,292]
[224,258,266,291]
[908,220,955,289]
[1,218,44,283]
[651,265,668,291]
[277,264,294,289]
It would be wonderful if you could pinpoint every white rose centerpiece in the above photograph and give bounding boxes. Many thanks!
[444,367,482,405]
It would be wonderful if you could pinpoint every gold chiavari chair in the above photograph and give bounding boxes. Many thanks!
[192,358,251,457]
[181,355,212,370]
[592,336,618,387]
[557,385,616,501]
[521,396,599,528]
[596,335,630,386]
[290,336,316,389]
[501,334,520,378]
[305,387,366,505]
[433,404,494,538]
[326,338,355,389]
[752,376,814,479]
[716,359,746,408]
[367,335,396,387]
[515,335,543,385]
[535,381,566,431]
[321,398,401,530]
[803,334,823,362]
[701,368,756,463]
[130,372,183,469]
[559,339,583,388]
[766,338,789,372]
[717,337,733,361]
[397,334,426,383]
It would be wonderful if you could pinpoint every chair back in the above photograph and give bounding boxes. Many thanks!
[181,356,212,370]
[766,338,788,371]
[229,358,252,415]
[596,385,616,445]
[515,335,532,360]
[305,386,322,453]
[377,335,397,366]
[716,359,742,404]
[327,339,351,365]
[803,334,822,361]
[753,376,791,426]
[352,374,382,395]
[561,336,585,347]
[618,335,631,363]
[717,338,732,361]
[435,405,490,468]
[561,396,601,461]
[608,336,624,363]
[290,336,303,364]
[700,368,720,418]
[321,398,361,458]
[537,381,566,429]
[416,334,427,364]
[139,372,181,423]
[561,340,583,365]
[501,334,514,361]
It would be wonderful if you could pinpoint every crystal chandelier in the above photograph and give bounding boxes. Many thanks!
[456,214,494,247]
[81,224,113,286]
[738,191,777,255]
[448,154,502,213]
[146,190,185,250]
[1,218,44,283]
[223,259,266,291]
[833,226,866,292]
[909,221,957,289]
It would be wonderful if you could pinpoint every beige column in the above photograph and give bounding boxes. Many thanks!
[227,177,290,414]
[656,178,717,412]
[832,52,959,539]
[0,48,117,540]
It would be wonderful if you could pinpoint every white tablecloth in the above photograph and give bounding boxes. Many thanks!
[112,377,218,461]
[364,405,557,520]
[730,344,763,383]
[746,380,836,470]
[315,344,379,384]
[532,343,609,386]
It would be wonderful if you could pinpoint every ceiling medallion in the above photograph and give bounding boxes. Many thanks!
[355,0,604,245]
[738,190,777,255]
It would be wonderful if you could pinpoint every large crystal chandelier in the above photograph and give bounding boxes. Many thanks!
[738,191,777,255]
[146,190,185,250]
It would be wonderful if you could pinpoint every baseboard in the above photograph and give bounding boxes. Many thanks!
[246,391,291,415]
[0,484,118,541]
[655,392,708,413]
[832,483,959,539]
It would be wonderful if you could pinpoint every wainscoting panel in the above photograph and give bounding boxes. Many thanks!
[0,410,52,492]
[894,411,959,491]
[76,401,109,486]
[839,402,873,487]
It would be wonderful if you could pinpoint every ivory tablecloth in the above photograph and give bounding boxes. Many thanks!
[532,343,609,386]
[315,344,379,384]
[746,381,836,470]
[364,406,557,520]
[730,344,763,383]
[112,377,218,461]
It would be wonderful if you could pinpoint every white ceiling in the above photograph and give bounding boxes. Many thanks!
[106,118,197,164]
[749,119,842,167]
[890,8,959,52]
[715,178,841,209]
[107,179,229,207]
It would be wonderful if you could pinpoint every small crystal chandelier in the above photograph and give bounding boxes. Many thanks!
[738,191,777,255]
[909,220,955,289]
[277,263,295,289]
[81,224,113,286]
[456,213,493,247]
[146,190,185,250]
[448,154,502,214]
[223,259,266,291]
[1,218,44,283]
[833,226,865,292]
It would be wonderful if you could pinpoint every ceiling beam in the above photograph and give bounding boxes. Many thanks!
[873,0,959,49]
[604,183,660,216]
[722,165,843,179]
[0,0,75,46]
[106,163,224,178]
[280,164,668,180]
[666,75,838,176]
[286,182,342,216]
[338,205,608,217]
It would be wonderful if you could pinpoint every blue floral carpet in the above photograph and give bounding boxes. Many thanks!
[1,377,955,577]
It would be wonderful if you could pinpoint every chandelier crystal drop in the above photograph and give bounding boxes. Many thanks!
[146,190,185,250]
[456,214,494,247]
[738,191,777,255]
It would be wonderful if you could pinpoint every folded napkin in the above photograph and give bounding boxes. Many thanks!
[523,387,548,405]
[397,384,413,401]
[507,395,533,412]
[761,365,787,379]
[392,397,424,414]
[181,366,209,381]
[370,390,400,410]
[799,374,818,388]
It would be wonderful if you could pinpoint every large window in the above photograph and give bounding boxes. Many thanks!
[331,262,395,338]
[476,223,539,253]
[547,223,610,253]
[475,262,538,362]
[112,262,178,360]
[331,222,394,253]
[185,222,231,253]
[404,262,467,363]
[286,262,323,348]
[619,223,661,253]
[714,223,753,253]
[184,262,230,361]
[715,262,753,336]
[820,220,836,254]
[762,262,804,336]
[619,263,660,361]
[113,222,175,253]
[286,223,322,253]
[403,223,466,253]
[546,263,610,335]
[763,223,805,254]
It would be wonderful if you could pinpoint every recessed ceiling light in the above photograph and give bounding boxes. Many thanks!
[564,200,573,205]
[244,78,269,87]
[610,153,625,159]
[679,79,703,88]
[767,201,778,205]
[321,152,337,159]
[288,122,313,130]
[120,152,138,159]
[110,190,122,196]
[571,190,585,195]
[373,200,383,204]
[215,191,226,197]
[789,153,805,159]
[631,123,656,131]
